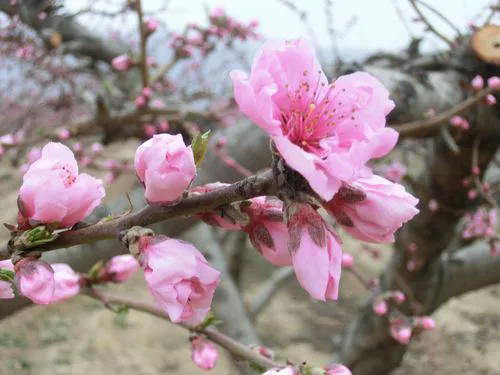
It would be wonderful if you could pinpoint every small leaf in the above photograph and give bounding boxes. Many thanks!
[22,226,58,247]
[191,130,211,167]
[87,260,104,281]
[0,269,14,282]
[192,310,217,331]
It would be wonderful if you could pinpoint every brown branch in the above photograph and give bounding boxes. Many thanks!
[414,0,462,37]
[394,87,493,138]
[408,0,454,46]
[85,289,282,370]
[0,170,276,260]
[135,0,149,88]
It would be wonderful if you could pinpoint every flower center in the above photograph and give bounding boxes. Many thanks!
[60,165,76,187]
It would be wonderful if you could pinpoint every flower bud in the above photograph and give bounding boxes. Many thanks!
[471,75,484,90]
[112,54,135,71]
[15,258,55,304]
[103,255,139,282]
[51,264,81,302]
[134,134,196,204]
[191,337,218,370]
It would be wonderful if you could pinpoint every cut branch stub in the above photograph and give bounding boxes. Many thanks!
[472,25,500,66]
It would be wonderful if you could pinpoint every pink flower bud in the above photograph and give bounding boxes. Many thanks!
[27,147,42,165]
[256,346,275,359]
[135,95,146,107]
[134,134,196,204]
[144,124,157,137]
[341,253,354,268]
[468,189,477,200]
[51,264,81,302]
[18,143,105,228]
[158,120,169,132]
[15,258,55,304]
[263,367,297,375]
[392,290,406,304]
[325,364,352,375]
[145,18,158,34]
[38,12,47,20]
[325,175,419,243]
[142,87,153,98]
[383,161,406,183]
[91,142,103,154]
[0,260,15,299]
[141,236,220,324]
[472,165,480,175]
[373,299,388,315]
[390,325,412,345]
[103,255,139,282]
[112,54,134,71]
[57,128,70,140]
[487,76,500,90]
[486,94,497,105]
[72,142,82,153]
[80,156,92,167]
[191,337,218,370]
[428,199,439,212]
[471,75,484,90]
[415,316,436,330]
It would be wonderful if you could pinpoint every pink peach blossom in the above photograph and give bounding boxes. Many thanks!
[191,337,218,370]
[231,38,397,201]
[415,316,436,330]
[287,203,342,301]
[103,255,139,282]
[0,260,15,299]
[51,263,81,302]
[243,196,292,266]
[325,175,419,243]
[140,237,220,324]
[18,142,105,228]
[15,258,55,304]
[487,76,500,89]
[135,134,196,204]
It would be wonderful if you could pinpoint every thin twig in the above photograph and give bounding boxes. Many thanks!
[84,289,282,369]
[135,0,149,88]
[408,0,453,46]
[415,0,462,37]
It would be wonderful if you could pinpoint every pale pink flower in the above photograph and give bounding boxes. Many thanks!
[287,203,342,301]
[325,364,352,375]
[243,197,292,266]
[51,263,81,302]
[325,175,419,243]
[191,336,218,370]
[487,76,500,90]
[471,75,484,90]
[18,142,105,228]
[112,54,134,71]
[15,258,55,304]
[231,38,397,201]
[0,260,15,299]
[140,237,220,324]
[135,134,196,204]
[103,255,139,282]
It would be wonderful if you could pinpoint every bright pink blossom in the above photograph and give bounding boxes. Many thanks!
[243,197,292,266]
[51,264,81,302]
[103,255,139,282]
[325,175,419,243]
[0,260,15,299]
[134,134,196,204]
[140,237,220,324]
[18,142,105,228]
[231,38,397,201]
[191,336,218,370]
[287,203,342,301]
[15,258,55,304]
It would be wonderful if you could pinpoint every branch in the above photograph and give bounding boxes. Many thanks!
[85,289,281,370]
[0,170,276,260]
[135,0,149,88]
[394,86,494,138]
[408,0,454,46]
[435,242,500,306]
[249,267,294,320]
